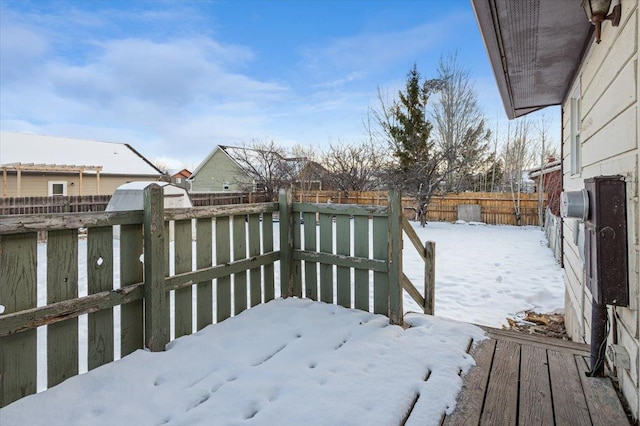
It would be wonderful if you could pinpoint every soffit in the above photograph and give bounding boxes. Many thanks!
[471,0,592,118]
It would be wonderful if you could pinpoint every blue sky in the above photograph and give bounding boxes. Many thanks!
[0,0,559,169]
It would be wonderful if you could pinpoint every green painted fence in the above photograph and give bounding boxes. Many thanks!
[0,185,430,407]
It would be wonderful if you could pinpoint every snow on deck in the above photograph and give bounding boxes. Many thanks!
[1,299,485,426]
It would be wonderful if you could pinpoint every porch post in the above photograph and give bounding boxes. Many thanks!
[143,184,168,351]
[388,189,403,325]
[279,188,294,297]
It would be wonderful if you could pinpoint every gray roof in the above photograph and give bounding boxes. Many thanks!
[0,131,162,176]
[471,0,592,119]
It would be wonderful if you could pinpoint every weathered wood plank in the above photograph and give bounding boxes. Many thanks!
[216,216,231,322]
[120,224,144,357]
[0,284,144,337]
[336,215,350,308]
[319,213,333,303]
[196,218,213,330]
[548,350,591,425]
[519,345,554,425]
[293,202,388,217]
[248,214,262,307]
[443,339,496,426]
[387,190,402,325]
[480,339,520,425]
[0,211,143,234]
[303,212,318,300]
[576,355,630,425]
[424,241,435,315]
[87,226,114,370]
[402,216,427,261]
[165,252,280,292]
[480,327,590,354]
[401,274,425,309]
[0,232,37,407]
[293,251,387,272]
[372,216,388,315]
[262,213,275,302]
[353,216,369,311]
[279,190,293,297]
[232,215,247,314]
[143,186,168,351]
[174,219,193,337]
[47,229,79,387]
[164,202,278,221]
[291,212,303,298]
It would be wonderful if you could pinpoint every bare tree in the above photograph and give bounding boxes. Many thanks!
[502,119,538,225]
[534,115,561,225]
[227,140,296,200]
[431,53,492,192]
[372,64,444,226]
[321,139,384,194]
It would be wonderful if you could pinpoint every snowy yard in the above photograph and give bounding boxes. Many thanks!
[404,221,565,327]
[0,220,565,425]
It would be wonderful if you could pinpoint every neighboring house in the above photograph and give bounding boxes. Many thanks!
[473,0,639,420]
[292,160,331,191]
[0,132,163,197]
[188,145,255,193]
[188,145,307,195]
[169,168,191,189]
[528,158,562,216]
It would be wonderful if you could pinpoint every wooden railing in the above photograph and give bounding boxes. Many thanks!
[401,217,436,315]
[0,186,433,407]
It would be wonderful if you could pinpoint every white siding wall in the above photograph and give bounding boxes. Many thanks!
[562,1,639,419]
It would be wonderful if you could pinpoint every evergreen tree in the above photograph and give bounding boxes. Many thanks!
[374,63,443,226]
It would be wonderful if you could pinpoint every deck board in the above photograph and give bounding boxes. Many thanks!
[480,339,520,425]
[519,345,554,425]
[441,327,630,425]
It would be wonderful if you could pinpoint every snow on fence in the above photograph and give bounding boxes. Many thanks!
[0,186,432,407]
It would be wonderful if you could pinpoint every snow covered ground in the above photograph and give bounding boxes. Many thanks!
[403,221,565,327]
[1,299,485,426]
[0,220,565,425]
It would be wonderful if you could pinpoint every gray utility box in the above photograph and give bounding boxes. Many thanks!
[584,176,628,306]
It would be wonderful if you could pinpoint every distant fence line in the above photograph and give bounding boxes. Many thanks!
[293,190,545,226]
[1,190,545,226]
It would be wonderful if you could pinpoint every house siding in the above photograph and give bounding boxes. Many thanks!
[562,1,639,419]
[1,173,160,197]
[189,148,252,193]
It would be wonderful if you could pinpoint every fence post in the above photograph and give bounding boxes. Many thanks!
[424,241,436,315]
[143,184,168,351]
[279,188,294,297]
[388,189,403,325]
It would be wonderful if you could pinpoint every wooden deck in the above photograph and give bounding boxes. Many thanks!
[440,327,630,426]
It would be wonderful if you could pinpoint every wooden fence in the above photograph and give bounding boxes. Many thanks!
[0,195,112,215]
[0,186,431,407]
[294,190,545,226]
[0,192,267,215]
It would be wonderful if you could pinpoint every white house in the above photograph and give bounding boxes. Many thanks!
[473,0,639,420]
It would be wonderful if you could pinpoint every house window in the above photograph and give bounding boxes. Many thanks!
[48,181,67,196]
[175,178,182,184]
[223,181,230,191]
[570,86,581,175]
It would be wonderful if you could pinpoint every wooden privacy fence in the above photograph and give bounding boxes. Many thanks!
[0,195,111,215]
[294,190,545,226]
[0,192,267,215]
[0,186,432,407]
